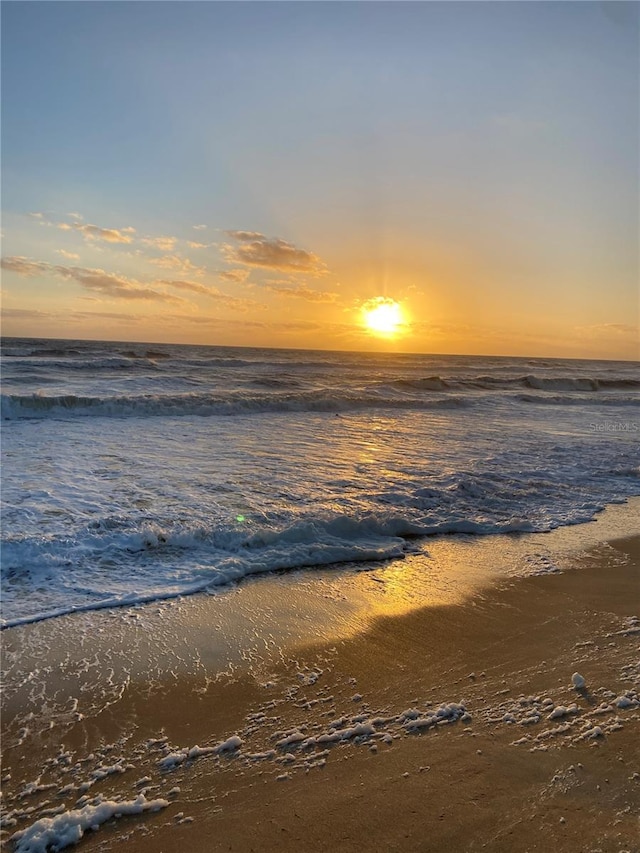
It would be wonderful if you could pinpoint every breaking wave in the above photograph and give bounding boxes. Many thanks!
[1,391,469,420]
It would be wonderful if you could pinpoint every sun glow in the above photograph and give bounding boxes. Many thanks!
[362,297,405,337]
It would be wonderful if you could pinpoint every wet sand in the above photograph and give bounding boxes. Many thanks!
[2,506,639,853]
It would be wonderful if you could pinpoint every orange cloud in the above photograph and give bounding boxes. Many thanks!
[2,255,183,303]
[264,283,338,303]
[223,231,327,276]
[55,265,184,303]
[149,255,204,276]
[1,256,50,276]
[140,236,177,252]
[158,279,253,310]
[217,268,250,283]
[61,222,135,243]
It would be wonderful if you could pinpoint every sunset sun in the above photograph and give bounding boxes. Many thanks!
[362,297,405,338]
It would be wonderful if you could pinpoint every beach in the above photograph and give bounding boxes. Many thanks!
[2,500,639,853]
[2,0,639,848]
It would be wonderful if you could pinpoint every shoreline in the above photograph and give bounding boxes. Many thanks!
[3,495,639,635]
[2,504,640,851]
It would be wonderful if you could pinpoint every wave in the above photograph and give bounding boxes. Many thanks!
[515,394,640,406]
[1,356,167,372]
[119,349,171,360]
[0,503,594,630]
[388,376,450,391]
[385,374,640,393]
[3,450,639,629]
[522,375,640,391]
[0,512,428,629]
[1,390,469,420]
[246,377,302,389]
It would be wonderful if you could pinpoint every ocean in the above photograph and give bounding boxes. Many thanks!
[1,337,639,629]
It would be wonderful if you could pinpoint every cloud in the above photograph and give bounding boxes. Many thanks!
[577,323,638,337]
[174,316,321,332]
[69,310,142,321]
[217,268,250,283]
[2,307,53,319]
[27,212,135,243]
[1,256,51,276]
[159,279,255,310]
[223,231,327,276]
[140,236,177,252]
[158,278,216,296]
[60,222,135,244]
[149,254,204,276]
[55,265,184,303]
[2,306,142,324]
[193,224,207,230]
[264,283,338,303]
[2,255,183,303]
[187,241,209,249]
[225,230,265,242]
[56,249,81,261]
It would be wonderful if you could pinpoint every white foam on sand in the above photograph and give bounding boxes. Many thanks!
[157,735,242,771]
[10,794,168,853]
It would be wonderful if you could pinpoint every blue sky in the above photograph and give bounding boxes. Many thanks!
[1,1,638,357]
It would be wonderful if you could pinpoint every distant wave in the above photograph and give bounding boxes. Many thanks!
[1,356,162,372]
[388,376,450,391]
[1,390,469,420]
[522,375,640,391]
[385,374,640,393]
[515,394,640,406]
[1,345,171,360]
[246,377,302,389]
[119,349,171,360]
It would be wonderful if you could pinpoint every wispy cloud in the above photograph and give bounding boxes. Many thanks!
[1,256,51,276]
[264,282,338,303]
[69,310,142,321]
[2,307,53,319]
[2,306,142,324]
[28,211,136,243]
[159,279,254,310]
[187,241,209,249]
[56,266,184,303]
[223,231,327,276]
[158,278,215,296]
[2,255,183,303]
[576,323,638,337]
[173,315,321,333]
[56,249,81,261]
[140,236,177,252]
[58,222,136,244]
[192,224,207,231]
[225,230,264,242]
[217,268,250,283]
[149,254,204,276]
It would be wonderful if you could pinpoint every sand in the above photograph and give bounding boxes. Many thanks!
[2,501,639,853]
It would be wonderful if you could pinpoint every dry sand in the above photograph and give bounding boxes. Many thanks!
[2,505,639,853]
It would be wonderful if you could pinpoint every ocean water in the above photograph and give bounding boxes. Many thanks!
[1,337,639,628]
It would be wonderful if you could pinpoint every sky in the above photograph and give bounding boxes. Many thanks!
[1,1,638,359]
